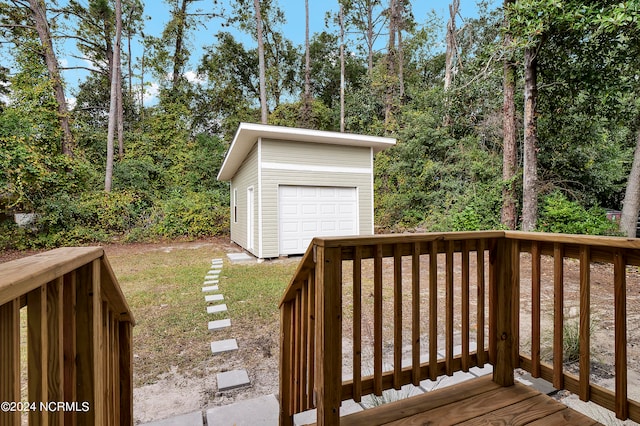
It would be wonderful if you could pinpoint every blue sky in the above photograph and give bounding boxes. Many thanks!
[126,0,500,104]
[41,0,499,105]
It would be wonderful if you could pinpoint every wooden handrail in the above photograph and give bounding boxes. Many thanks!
[279,231,640,425]
[0,247,134,425]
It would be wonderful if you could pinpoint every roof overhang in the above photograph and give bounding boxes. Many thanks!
[217,123,396,181]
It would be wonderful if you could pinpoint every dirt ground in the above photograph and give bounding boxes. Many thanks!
[3,238,640,424]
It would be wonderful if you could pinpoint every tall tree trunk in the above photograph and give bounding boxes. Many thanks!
[397,0,405,100]
[28,0,74,156]
[443,0,459,127]
[501,0,518,230]
[117,63,124,159]
[620,130,640,237]
[366,1,374,76]
[302,0,312,125]
[254,0,268,124]
[105,0,122,192]
[522,46,539,232]
[384,0,398,131]
[172,0,188,90]
[340,3,345,132]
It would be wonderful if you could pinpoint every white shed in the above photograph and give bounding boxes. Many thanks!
[217,123,396,258]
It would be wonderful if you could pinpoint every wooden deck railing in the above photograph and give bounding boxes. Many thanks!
[0,247,135,425]
[278,231,640,425]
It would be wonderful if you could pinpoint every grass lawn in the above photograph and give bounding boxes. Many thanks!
[104,240,299,388]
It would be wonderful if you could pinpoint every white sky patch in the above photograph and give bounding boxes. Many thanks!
[185,70,204,85]
[144,82,160,106]
[66,96,77,110]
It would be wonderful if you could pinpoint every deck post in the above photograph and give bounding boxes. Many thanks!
[279,301,294,426]
[491,237,515,386]
[315,244,342,425]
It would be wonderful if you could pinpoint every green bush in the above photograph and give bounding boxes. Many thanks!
[538,192,619,236]
[148,190,230,238]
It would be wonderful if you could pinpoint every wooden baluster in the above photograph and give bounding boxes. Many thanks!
[476,239,486,367]
[119,321,133,426]
[579,246,591,402]
[47,277,64,426]
[614,250,628,420]
[429,240,438,381]
[353,247,362,402]
[63,272,78,426]
[488,239,497,366]
[76,260,104,425]
[279,302,293,426]
[553,244,564,390]
[307,271,316,410]
[28,284,48,425]
[512,240,520,369]
[374,244,383,396]
[300,284,308,410]
[0,298,20,426]
[531,241,542,378]
[446,240,454,376]
[492,238,515,387]
[294,290,302,413]
[461,241,470,372]
[393,244,403,390]
[412,242,421,386]
[315,245,342,425]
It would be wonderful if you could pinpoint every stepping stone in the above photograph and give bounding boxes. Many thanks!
[205,274,219,280]
[207,394,278,425]
[202,285,219,292]
[141,410,204,426]
[203,280,219,285]
[208,269,222,274]
[216,369,250,391]
[205,294,224,302]
[211,258,223,263]
[208,318,231,330]
[207,304,227,314]
[211,338,238,354]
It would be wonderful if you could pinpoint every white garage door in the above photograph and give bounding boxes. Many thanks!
[279,186,358,255]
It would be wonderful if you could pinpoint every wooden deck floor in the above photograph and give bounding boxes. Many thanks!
[313,375,602,426]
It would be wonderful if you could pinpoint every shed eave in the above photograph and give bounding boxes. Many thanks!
[217,123,396,181]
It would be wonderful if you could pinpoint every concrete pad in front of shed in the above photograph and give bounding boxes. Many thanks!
[208,319,231,330]
[202,285,219,292]
[205,294,224,302]
[139,410,203,426]
[207,304,227,314]
[227,252,255,264]
[211,339,238,354]
[216,369,250,392]
[206,394,277,426]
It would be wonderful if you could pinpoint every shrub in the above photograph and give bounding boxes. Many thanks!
[538,192,618,236]
[148,190,230,238]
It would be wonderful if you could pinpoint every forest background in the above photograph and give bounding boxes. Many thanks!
[1,0,639,250]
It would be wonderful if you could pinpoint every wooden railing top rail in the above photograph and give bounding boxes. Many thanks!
[0,246,135,324]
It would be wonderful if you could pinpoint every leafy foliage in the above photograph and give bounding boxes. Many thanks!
[537,192,619,236]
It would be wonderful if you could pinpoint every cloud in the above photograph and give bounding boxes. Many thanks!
[184,70,204,85]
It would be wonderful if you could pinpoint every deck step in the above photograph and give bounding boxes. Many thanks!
[208,319,231,330]
[211,339,238,354]
[207,304,227,314]
[216,369,250,391]
[205,294,224,302]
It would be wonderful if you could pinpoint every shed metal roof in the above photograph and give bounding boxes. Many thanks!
[217,123,396,181]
